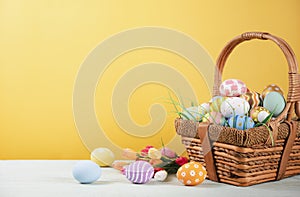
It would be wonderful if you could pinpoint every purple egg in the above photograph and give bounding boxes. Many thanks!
[125,161,154,184]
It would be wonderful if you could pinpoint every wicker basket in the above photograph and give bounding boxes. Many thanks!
[175,32,300,186]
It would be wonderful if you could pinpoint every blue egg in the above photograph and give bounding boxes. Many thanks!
[72,160,101,184]
[263,91,286,117]
[228,115,255,130]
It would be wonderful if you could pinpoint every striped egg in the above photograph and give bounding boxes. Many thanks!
[209,96,227,112]
[125,161,154,184]
[219,79,247,97]
[202,111,226,125]
[228,115,255,130]
[240,91,261,109]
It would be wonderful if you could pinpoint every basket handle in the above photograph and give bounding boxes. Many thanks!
[213,32,300,121]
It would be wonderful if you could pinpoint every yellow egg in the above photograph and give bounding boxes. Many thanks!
[91,147,115,167]
[176,161,207,186]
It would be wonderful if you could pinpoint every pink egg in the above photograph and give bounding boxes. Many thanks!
[124,161,154,184]
[219,79,247,97]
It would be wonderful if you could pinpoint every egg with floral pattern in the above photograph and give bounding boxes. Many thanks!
[219,79,247,97]
[176,161,207,186]
[228,115,255,130]
[124,161,154,184]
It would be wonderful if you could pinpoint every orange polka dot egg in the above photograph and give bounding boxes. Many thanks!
[176,161,207,186]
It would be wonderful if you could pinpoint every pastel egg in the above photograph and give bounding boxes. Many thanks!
[261,84,284,99]
[209,96,227,112]
[125,161,154,184]
[202,111,225,125]
[263,92,286,117]
[176,161,207,186]
[198,102,210,116]
[228,115,255,130]
[250,107,270,122]
[220,97,250,118]
[240,91,261,109]
[72,160,102,184]
[219,79,247,97]
[91,147,115,167]
[182,106,201,121]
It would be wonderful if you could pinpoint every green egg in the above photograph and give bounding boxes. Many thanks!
[263,92,286,117]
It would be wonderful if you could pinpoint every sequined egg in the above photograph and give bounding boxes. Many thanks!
[219,79,247,97]
[209,96,227,112]
[202,111,226,125]
[220,97,250,118]
[240,91,261,109]
[250,107,270,122]
[228,115,255,130]
[263,92,286,117]
[177,161,207,186]
[261,84,284,99]
[124,161,154,184]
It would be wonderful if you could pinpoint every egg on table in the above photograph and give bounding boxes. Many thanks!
[263,91,286,117]
[91,147,115,167]
[72,160,102,184]
[228,115,255,130]
[219,79,247,97]
[261,84,284,99]
[124,161,154,184]
[177,161,207,186]
[240,91,261,109]
[220,97,250,118]
[250,106,271,123]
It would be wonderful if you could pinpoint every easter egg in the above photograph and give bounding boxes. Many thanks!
[182,106,201,121]
[228,115,255,130]
[220,97,250,118]
[202,111,226,125]
[209,96,227,112]
[198,102,210,116]
[240,91,261,109]
[91,147,115,167]
[261,84,284,99]
[250,106,270,122]
[219,79,247,97]
[72,160,102,184]
[176,161,207,186]
[125,161,154,184]
[263,92,286,117]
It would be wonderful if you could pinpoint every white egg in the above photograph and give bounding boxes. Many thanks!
[91,147,115,167]
[220,97,250,118]
[72,160,101,184]
[257,111,270,122]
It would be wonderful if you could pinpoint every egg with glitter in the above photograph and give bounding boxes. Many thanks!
[240,91,261,109]
[209,96,227,112]
[72,160,102,184]
[263,92,286,117]
[177,161,207,186]
[220,97,250,118]
[202,111,226,125]
[261,84,284,99]
[219,79,247,97]
[228,115,255,130]
[250,107,271,122]
[124,161,154,184]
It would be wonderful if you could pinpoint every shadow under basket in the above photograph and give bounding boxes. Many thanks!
[175,32,300,186]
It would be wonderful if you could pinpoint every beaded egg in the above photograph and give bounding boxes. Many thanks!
[228,115,255,130]
[261,84,284,99]
[240,91,261,109]
[219,79,247,97]
[176,161,207,186]
[250,106,271,122]
[124,161,154,184]
[220,97,250,118]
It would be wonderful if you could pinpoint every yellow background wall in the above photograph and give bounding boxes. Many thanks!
[0,0,299,159]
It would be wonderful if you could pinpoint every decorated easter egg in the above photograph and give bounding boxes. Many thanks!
[182,106,201,121]
[198,102,210,116]
[228,115,255,130]
[202,111,226,125]
[209,96,227,112]
[220,97,250,118]
[219,79,247,97]
[176,161,207,186]
[125,161,154,184]
[261,84,284,99]
[72,160,102,184]
[263,92,286,117]
[240,91,261,109]
[91,147,115,167]
[250,107,270,122]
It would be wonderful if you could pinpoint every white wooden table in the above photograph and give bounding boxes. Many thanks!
[1,160,299,197]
